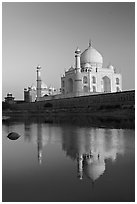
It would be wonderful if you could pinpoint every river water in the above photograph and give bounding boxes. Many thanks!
[2,119,135,202]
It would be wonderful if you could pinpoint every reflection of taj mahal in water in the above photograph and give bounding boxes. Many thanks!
[61,127,124,181]
[24,123,125,182]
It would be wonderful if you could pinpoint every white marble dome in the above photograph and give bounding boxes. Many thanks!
[81,44,103,65]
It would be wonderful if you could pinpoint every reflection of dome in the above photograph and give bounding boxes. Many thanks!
[84,160,105,181]
[81,44,103,65]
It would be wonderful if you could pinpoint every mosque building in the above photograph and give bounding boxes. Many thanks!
[24,65,59,102]
[61,40,122,98]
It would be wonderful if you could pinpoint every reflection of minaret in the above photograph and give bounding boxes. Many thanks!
[24,121,31,142]
[77,154,83,180]
[37,123,43,165]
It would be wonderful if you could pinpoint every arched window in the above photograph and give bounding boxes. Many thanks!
[93,86,96,92]
[116,78,120,85]
[84,86,88,92]
[92,76,96,83]
[117,87,120,92]
[83,76,88,84]
[102,76,111,93]
[62,81,65,87]
[68,78,73,93]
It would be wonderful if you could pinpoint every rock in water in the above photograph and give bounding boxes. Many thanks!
[7,132,20,140]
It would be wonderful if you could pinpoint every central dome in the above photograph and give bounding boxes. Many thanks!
[80,43,103,65]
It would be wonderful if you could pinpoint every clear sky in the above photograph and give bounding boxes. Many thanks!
[2,2,135,100]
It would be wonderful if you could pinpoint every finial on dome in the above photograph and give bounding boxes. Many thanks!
[89,39,92,47]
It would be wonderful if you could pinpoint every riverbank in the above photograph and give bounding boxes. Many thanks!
[2,108,135,129]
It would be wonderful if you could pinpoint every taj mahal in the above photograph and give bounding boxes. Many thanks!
[24,40,122,102]
[61,40,122,96]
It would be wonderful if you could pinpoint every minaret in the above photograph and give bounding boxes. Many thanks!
[36,65,42,101]
[37,123,43,165]
[74,47,82,96]
[75,47,81,70]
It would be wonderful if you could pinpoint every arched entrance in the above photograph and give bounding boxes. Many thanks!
[68,78,73,93]
[102,76,111,92]
[83,85,88,92]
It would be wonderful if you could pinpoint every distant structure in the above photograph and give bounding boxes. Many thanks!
[4,93,15,104]
[24,85,36,102]
[24,65,59,102]
[61,41,122,97]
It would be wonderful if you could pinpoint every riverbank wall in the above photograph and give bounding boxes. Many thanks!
[3,90,135,121]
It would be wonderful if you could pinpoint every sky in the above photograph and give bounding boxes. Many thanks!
[2,2,135,100]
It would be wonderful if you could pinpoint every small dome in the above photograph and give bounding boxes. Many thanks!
[30,84,36,90]
[69,66,74,71]
[81,43,103,65]
[83,63,91,68]
[75,47,81,54]
[107,64,114,69]
[7,93,12,96]
[41,81,48,89]
[48,86,55,91]
[37,65,41,69]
